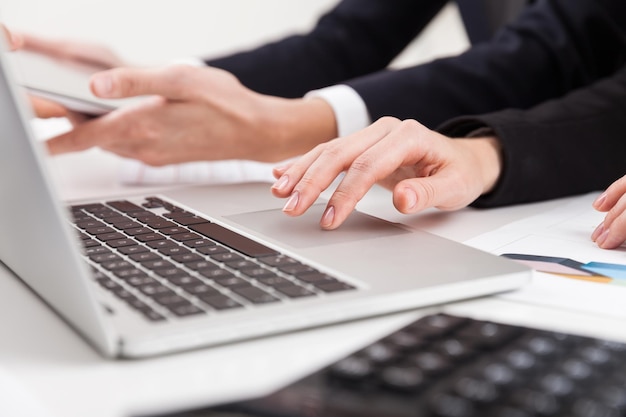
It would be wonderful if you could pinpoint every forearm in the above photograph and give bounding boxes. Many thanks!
[439,66,626,208]
[346,0,626,129]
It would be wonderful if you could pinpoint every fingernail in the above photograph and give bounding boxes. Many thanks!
[596,227,610,247]
[92,75,113,97]
[273,163,291,175]
[404,187,417,210]
[591,222,604,241]
[593,192,607,208]
[283,191,299,213]
[321,205,335,228]
[272,175,289,192]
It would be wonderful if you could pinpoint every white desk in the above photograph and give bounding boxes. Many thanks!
[4,148,626,417]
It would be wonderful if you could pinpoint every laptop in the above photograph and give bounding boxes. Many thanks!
[0,36,531,359]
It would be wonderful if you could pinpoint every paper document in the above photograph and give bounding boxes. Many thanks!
[465,192,626,318]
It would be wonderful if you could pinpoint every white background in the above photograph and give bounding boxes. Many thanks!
[0,1,468,69]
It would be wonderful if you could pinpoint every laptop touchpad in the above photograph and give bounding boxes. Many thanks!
[227,204,410,249]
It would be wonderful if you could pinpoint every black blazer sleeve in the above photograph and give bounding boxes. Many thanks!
[346,0,626,129]
[438,66,626,208]
[206,0,448,98]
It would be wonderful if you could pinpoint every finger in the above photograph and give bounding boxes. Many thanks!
[21,33,117,69]
[2,26,23,50]
[64,110,91,127]
[595,210,626,249]
[90,65,198,100]
[271,161,294,180]
[20,33,67,56]
[28,96,68,118]
[596,192,626,236]
[321,130,421,229]
[392,171,473,214]
[280,118,399,217]
[270,146,326,198]
[46,116,115,155]
[593,174,626,212]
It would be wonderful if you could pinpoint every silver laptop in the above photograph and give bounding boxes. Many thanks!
[0,37,531,359]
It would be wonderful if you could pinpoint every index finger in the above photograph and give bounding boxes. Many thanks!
[46,115,115,155]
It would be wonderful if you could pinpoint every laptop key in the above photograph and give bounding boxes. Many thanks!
[169,215,210,226]
[117,245,149,255]
[232,286,280,304]
[274,285,315,298]
[124,227,153,236]
[106,200,145,213]
[141,259,175,270]
[198,294,243,310]
[196,245,228,256]
[85,226,114,235]
[258,254,300,268]
[136,233,166,243]
[171,253,204,264]
[106,238,136,248]
[256,275,292,287]
[85,246,109,256]
[129,252,161,262]
[96,232,127,242]
[170,304,205,317]
[182,238,214,248]
[213,276,250,288]
[315,281,356,293]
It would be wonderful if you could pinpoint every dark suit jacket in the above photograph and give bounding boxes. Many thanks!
[207,0,626,129]
[440,66,626,208]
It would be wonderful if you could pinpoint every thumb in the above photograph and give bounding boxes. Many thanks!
[90,66,192,100]
[393,176,471,214]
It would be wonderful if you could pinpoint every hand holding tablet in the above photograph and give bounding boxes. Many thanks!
[9,49,144,116]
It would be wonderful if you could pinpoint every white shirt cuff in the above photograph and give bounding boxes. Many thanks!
[305,84,371,137]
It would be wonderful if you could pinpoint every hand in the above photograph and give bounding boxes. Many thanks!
[271,117,503,230]
[592,175,626,249]
[1,25,68,118]
[19,32,125,70]
[46,64,337,164]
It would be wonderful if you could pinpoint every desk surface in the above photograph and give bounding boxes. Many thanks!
[4,148,624,417]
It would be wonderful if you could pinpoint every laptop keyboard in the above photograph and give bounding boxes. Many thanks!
[168,313,626,417]
[69,197,355,322]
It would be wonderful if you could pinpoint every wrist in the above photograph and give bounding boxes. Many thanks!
[458,136,503,195]
[259,96,338,161]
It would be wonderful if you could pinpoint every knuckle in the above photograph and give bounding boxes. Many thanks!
[319,140,344,160]
[331,187,360,207]
[376,116,401,127]
[349,155,378,183]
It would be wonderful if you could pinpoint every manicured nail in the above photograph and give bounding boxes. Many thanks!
[404,187,417,210]
[321,205,335,228]
[92,75,113,97]
[593,192,607,208]
[283,191,299,212]
[273,163,291,175]
[591,222,604,241]
[272,175,289,192]
[596,227,610,247]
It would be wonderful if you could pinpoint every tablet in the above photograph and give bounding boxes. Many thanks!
[8,50,143,115]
